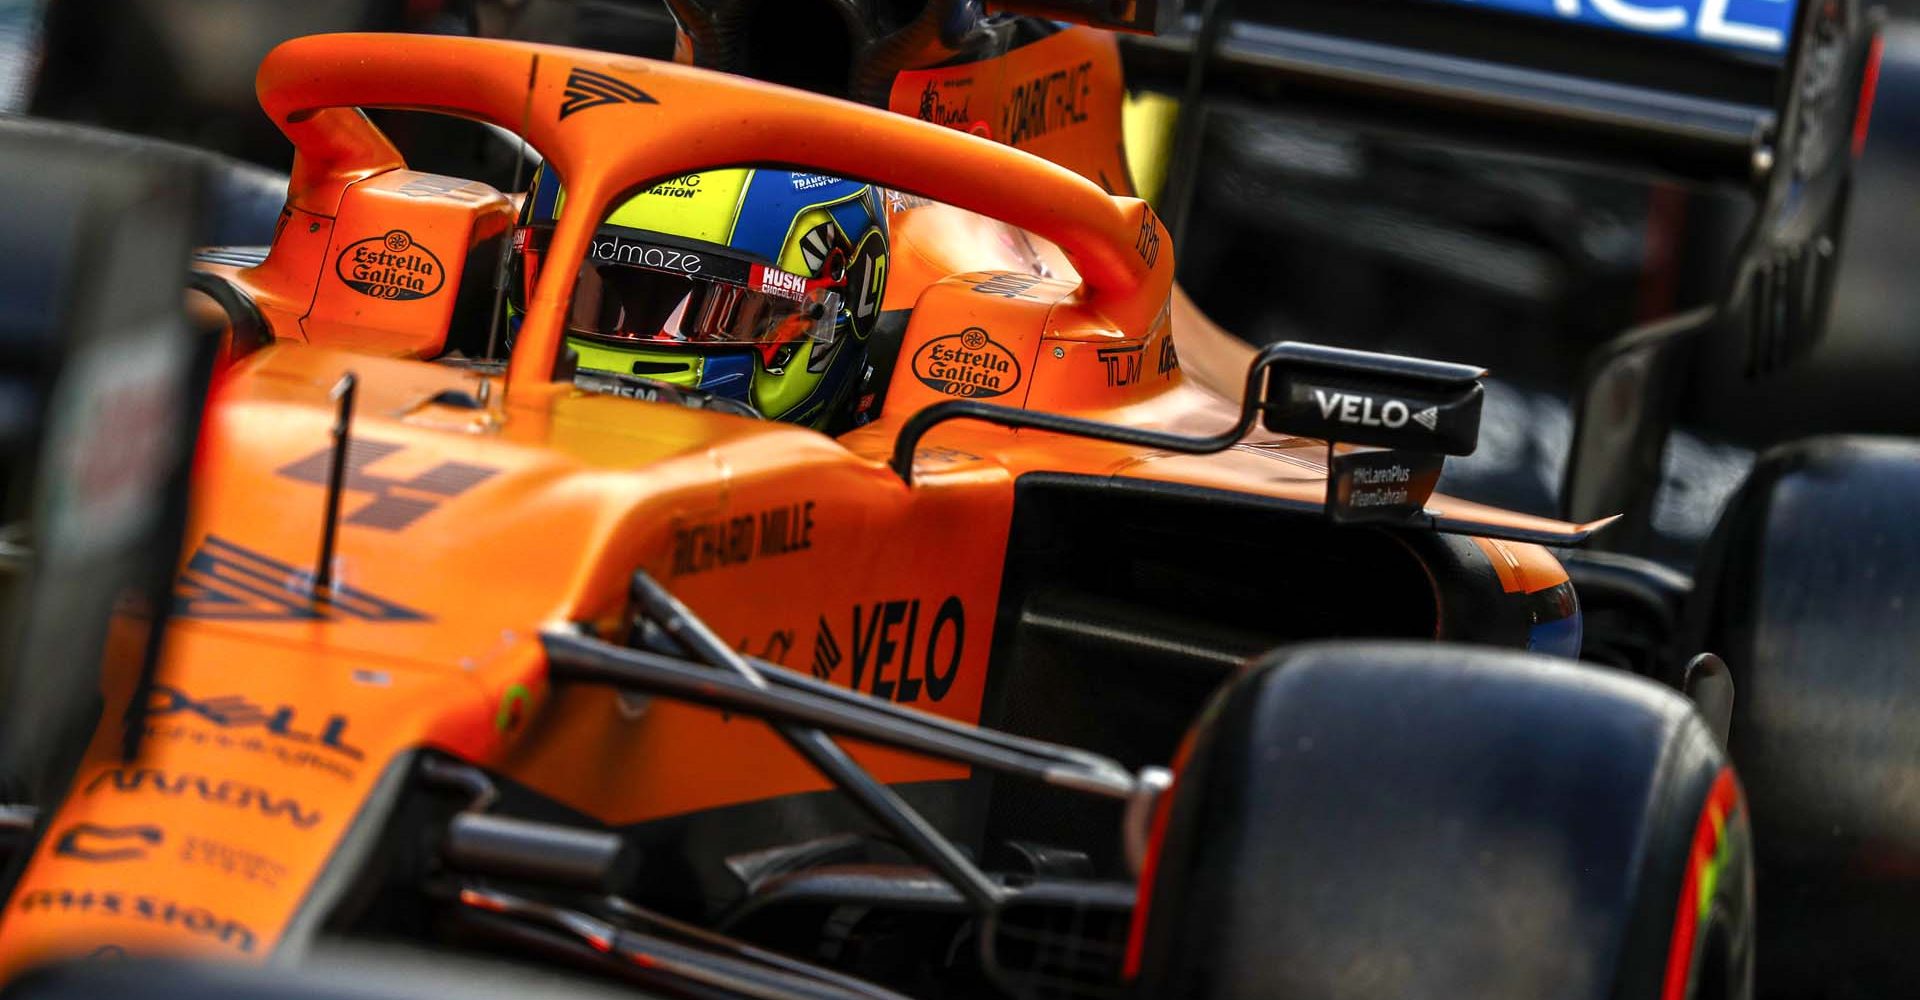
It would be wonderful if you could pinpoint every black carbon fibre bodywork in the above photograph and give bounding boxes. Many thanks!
[975,474,1560,876]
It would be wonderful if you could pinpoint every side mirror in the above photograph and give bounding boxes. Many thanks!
[1260,343,1484,524]
[895,338,1494,524]
[1261,343,1484,456]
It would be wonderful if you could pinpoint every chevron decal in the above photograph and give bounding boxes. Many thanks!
[559,67,658,120]
[175,536,428,623]
[797,222,835,274]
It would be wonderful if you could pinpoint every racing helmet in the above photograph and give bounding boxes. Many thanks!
[511,165,890,429]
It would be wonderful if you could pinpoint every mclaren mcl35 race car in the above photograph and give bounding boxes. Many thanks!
[4,9,1908,1000]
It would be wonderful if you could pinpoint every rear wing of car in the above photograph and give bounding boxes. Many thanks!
[1127,0,1875,185]
[1125,0,1882,550]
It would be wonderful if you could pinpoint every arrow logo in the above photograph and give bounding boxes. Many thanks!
[1412,406,1439,431]
[559,67,658,120]
[175,535,428,622]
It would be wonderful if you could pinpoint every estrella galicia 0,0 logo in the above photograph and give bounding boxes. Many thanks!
[335,229,444,301]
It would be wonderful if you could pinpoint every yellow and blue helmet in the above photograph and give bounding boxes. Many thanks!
[511,165,889,429]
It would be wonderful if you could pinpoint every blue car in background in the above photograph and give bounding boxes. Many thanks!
[1439,0,1798,53]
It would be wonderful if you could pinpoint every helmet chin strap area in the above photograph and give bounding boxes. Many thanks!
[572,368,764,419]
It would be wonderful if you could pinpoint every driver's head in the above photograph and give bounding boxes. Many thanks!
[512,165,890,429]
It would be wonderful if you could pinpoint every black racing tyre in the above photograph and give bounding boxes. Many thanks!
[0,122,218,815]
[1690,436,1920,999]
[1128,642,1752,1000]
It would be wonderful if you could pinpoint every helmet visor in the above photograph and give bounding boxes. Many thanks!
[512,225,841,348]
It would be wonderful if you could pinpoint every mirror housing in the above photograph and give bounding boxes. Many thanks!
[1261,343,1484,456]
[1257,343,1485,525]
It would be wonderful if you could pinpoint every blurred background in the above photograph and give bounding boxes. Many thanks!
[0,0,1915,570]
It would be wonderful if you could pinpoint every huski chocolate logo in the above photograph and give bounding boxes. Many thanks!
[912,327,1021,399]
[336,230,444,301]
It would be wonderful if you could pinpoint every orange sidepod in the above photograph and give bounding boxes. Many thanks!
[1472,535,1574,596]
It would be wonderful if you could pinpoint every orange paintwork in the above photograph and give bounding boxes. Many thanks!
[877,27,1123,312]
[302,170,514,356]
[0,31,1594,974]
[887,27,1136,197]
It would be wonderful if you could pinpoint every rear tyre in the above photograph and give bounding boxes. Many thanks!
[1128,642,1752,1000]
[1691,435,1920,998]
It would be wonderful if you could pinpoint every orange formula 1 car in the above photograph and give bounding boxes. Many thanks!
[0,30,1751,1000]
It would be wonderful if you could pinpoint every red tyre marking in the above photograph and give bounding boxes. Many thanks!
[1662,767,1744,1000]
[1853,34,1884,159]
[1121,773,1176,980]
[1122,731,1197,980]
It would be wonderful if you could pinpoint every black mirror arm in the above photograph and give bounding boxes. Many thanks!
[889,340,1481,483]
